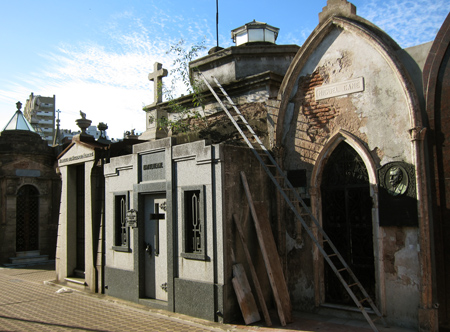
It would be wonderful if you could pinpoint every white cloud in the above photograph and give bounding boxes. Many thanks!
[359,0,450,48]
[1,0,448,140]
[279,27,313,46]
[1,11,211,139]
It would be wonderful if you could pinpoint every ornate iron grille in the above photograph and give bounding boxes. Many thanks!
[185,190,202,253]
[16,185,39,251]
[322,142,369,186]
[321,142,375,306]
[115,195,128,247]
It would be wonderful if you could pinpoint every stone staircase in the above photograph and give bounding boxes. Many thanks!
[3,250,55,267]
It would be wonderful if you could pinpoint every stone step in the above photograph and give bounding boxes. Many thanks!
[16,250,41,257]
[3,258,55,268]
[9,254,49,265]
[64,276,87,291]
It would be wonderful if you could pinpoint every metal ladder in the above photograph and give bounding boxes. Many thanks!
[199,73,387,331]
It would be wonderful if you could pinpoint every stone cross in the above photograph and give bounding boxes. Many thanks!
[148,62,168,105]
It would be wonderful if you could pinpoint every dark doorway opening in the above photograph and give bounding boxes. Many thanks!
[321,142,375,306]
[16,185,39,252]
[76,164,85,273]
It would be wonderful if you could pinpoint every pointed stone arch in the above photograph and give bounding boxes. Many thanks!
[311,130,378,191]
[275,16,421,148]
[308,131,386,312]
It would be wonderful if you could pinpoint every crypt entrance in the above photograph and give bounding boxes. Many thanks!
[16,185,39,252]
[320,141,376,307]
[142,193,168,302]
[75,164,86,275]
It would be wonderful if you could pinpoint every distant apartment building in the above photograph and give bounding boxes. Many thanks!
[24,93,55,145]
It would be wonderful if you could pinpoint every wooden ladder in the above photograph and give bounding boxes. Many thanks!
[199,73,387,331]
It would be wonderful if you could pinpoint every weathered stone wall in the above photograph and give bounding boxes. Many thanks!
[283,28,413,171]
[221,144,277,323]
[0,131,60,265]
[176,102,271,147]
[278,24,421,328]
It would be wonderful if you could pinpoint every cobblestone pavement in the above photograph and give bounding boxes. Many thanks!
[0,264,243,332]
[0,264,415,332]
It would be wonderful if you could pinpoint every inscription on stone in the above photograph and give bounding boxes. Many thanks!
[139,151,165,182]
[60,152,94,165]
[315,77,364,101]
[143,162,163,170]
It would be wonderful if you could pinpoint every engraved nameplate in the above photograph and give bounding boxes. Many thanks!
[126,209,138,228]
[139,151,165,182]
[315,77,364,101]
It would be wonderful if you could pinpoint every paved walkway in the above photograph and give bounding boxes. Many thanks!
[0,264,414,332]
[0,264,240,332]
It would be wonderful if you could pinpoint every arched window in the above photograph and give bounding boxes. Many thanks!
[16,185,39,251]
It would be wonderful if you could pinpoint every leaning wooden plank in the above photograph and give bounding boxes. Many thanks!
[232,263,261,325]
[233,213,272,327]
[240,171,293,326]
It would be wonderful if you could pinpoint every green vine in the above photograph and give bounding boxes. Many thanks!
[153,39,208,135]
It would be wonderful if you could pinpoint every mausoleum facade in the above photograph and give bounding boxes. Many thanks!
[0,102,60,266]
[53,1,450,331]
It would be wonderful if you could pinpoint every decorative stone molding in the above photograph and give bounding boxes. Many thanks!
[319,0,357,24]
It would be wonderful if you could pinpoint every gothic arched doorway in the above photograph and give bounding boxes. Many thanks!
[321,141,375,306]
[16,185,39,252]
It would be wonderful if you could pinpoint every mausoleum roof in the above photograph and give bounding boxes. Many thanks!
[2,101,36,133]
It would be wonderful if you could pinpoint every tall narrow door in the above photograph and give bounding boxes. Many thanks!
[144,194,168,301]
[76,164,85,273]
[321,142,375,306]
[16,185,39,252]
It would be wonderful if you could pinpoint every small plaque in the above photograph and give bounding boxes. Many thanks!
[16,169,41,177]
[315,77,364,100]
[126,209,138,228]
[378,162,418,227]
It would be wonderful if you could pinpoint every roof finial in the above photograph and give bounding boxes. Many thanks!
[16,101,22,112]
[319,0,357,24]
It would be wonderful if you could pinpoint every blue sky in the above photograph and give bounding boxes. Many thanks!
[0,0,449,139]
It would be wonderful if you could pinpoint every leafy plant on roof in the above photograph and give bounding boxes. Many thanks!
[151,39,208,134]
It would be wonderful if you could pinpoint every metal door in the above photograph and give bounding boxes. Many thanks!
[144,194,168,301]
[321,142,375,306]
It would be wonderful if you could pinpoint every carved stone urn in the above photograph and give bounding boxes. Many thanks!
[76,112,92,135]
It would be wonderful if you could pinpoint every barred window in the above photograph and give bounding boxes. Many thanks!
[181,187,206,260]
[113,194,130,251]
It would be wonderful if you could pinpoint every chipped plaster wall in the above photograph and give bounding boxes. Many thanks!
[284,27,413,169]
[282,26,420,327]
[383,227,420,324]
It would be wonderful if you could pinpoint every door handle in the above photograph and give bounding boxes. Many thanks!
[145,243,152,257]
